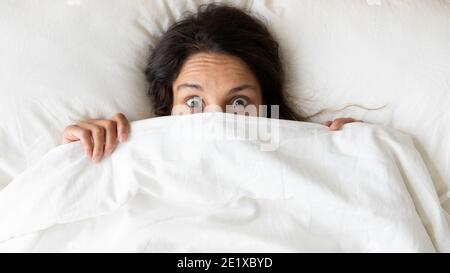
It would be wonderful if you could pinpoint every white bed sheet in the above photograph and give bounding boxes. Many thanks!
[0,113,448,252]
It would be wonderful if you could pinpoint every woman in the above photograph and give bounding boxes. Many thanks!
[62,4,359,163]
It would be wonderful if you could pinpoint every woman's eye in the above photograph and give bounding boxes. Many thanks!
[231,97,248,108]
[185,97,203,109]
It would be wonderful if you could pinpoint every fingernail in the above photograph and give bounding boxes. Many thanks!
[119,133,128,143]
[92,155,100,163]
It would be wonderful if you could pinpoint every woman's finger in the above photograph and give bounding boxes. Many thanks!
[111,113,130,143]
[329,118,356,131]
[63,125,94,158]
[79,122,106,162]
[93,120,118,157]
[323,121,333,127]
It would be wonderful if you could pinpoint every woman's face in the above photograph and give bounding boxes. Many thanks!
[172,53,263,115]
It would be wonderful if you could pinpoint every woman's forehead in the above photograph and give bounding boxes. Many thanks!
[177,53,256,80]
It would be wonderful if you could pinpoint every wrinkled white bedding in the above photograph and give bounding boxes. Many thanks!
[0,113,448,252]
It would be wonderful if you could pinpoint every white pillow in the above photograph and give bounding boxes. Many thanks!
[0,0,148,186]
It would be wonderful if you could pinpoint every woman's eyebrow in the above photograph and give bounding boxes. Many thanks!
[177,83,203,92]
[228,84,257,94]
[177,83,257,93]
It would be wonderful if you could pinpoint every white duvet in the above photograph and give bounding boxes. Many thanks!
[0,113,448,252]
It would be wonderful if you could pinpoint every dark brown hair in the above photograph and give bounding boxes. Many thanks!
[145,3,306,121]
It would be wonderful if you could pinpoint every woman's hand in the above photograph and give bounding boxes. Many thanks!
[62,113,130,163]
[324,118,362,131]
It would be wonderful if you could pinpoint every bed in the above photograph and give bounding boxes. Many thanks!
[0,0,449,252]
